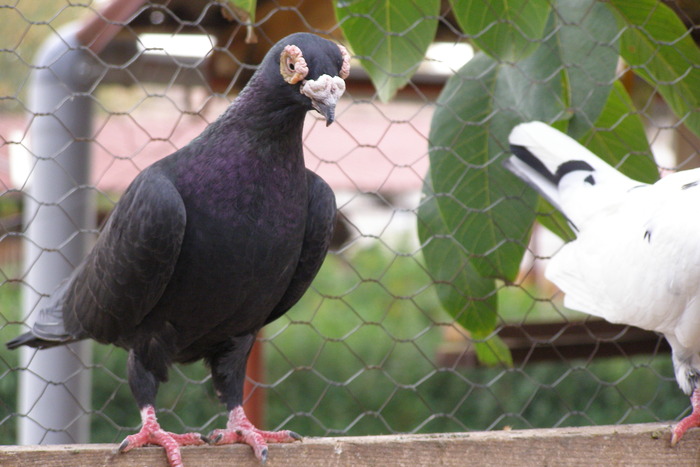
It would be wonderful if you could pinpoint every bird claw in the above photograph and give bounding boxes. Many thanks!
[207,432,223,445]
[118,429,205,467]
[671,431,681,447]
[118,406,206,467]
[671,418,698,446]
[671,389,700,446]
[117,437,132,453]
[207,406,302,462]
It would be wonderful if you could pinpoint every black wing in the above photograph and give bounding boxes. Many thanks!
[264,170,336,325]
[60,166,187,344]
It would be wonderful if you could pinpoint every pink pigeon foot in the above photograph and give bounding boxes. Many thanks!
[672,388,700,445]
[118,405,206,467]
[208,405,301,462]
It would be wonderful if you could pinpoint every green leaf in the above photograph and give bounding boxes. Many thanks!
[581,80,658,184]
[554,0,619,138]
[610,0,700,138]
[428,46,564,280]
[334,0,440,101]
[226,0,257,43]
[534,198,575,243]
[418,175,512,366]
[449,0,550,61]
[428,1,619,280]
[417,174,499,335]
[473,331,513,367]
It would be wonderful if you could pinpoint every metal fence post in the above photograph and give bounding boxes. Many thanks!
[18,24,99,445]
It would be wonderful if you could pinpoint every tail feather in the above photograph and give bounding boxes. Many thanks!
[6,304,77,350]
[6,332,70,350]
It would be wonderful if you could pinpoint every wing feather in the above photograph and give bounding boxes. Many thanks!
[264,170,336,324]
[547,170,700,338]
[62,166,187,343]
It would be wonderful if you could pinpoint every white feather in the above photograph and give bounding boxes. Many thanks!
[508,121,640,228]
[506,121,700,395]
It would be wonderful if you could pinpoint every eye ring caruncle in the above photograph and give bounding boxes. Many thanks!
[280,45,308,84]
[337,44,351,79]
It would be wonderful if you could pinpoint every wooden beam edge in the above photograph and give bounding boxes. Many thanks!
[1,423,699,466]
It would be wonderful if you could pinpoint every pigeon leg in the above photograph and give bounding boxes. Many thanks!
[206,334,301,462]
[120,349,205,466]
[208,405,301,462]
[672,388,700,445]
[118,405,206,467]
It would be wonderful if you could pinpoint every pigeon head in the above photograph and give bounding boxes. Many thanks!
[262,33,350,126]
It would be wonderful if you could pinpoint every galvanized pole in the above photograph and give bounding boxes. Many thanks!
[17,0,147,444]
[18,25,99,445]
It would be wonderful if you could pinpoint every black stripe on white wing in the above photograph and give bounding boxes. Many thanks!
[505,121,641,230]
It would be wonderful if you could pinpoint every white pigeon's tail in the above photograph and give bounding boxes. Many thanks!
[504,121,641,230]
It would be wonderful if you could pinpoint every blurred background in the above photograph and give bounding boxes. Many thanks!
[0,0,699,446]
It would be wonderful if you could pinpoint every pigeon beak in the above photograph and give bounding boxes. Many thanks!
[315,101,336,126]
[300,74,346,126]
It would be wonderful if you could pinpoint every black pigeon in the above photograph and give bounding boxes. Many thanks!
[8,32,350,466]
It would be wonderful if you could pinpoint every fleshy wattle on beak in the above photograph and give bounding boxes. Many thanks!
[300,74,346,126]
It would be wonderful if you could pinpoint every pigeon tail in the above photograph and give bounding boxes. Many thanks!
[6,331,71,350]
[6,304,76,349]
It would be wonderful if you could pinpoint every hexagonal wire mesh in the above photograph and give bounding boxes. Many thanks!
[0,0,697,447]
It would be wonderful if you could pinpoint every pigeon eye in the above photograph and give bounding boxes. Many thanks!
[280,45,308,84]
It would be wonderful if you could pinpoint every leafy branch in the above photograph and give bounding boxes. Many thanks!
[335,0,700,365]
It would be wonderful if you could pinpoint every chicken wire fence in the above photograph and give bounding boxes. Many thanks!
[0,0,697,446]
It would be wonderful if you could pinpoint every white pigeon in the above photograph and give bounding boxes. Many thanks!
[504,121,700,445]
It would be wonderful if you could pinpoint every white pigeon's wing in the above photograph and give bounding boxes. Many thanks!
[507,122,642,230]
[546,168,700,346]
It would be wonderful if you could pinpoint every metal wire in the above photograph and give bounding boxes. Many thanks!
[0,0,696,445]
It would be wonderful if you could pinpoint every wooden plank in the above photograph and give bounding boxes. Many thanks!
[1,423,699,466]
